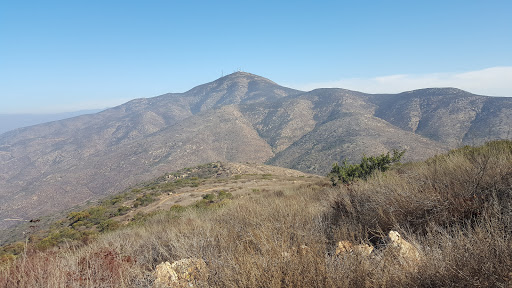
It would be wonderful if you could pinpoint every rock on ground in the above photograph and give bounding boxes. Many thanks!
[153,258,208,288]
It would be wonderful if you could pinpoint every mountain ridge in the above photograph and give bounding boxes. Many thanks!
[0,72,510,230]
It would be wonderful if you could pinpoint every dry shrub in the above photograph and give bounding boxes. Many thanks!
[327,140,512,286]
[413,213,512,287]
[1,141,511,287]
[1,186,331,287]
[0,245,139,288]
[329,140,512,234]
[127,186,331,287]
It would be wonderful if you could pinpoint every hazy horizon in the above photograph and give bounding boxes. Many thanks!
[0,109,104,135]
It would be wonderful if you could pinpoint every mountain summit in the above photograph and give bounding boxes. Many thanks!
[181,72,302,113]
[0,72,511,231]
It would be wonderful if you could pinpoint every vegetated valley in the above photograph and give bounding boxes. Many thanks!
[1,140,511,287]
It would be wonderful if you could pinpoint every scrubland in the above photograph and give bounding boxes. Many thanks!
[1,140,511,287]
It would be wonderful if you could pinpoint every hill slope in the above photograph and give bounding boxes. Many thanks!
[0,161,321,245]
[2,141,511,287]
[370,88,512,146]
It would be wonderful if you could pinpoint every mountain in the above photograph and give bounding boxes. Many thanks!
[243,88,447,174]
[369,88,512,146]
[0,72,511,230]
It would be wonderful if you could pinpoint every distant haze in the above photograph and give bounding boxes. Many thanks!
[0,109,104,135]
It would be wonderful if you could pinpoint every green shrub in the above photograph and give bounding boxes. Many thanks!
[218,190,233,200]
[0,242,25,257]
[328,149,405,185]
[131,212,148,223]
[71,220,89,229]
[116,206,131,216]
[133,194,156,208]
[36,227,82,250]
[0,254,16,266]
[86,207,108,224]
[193,199,209,209]
[105,195,124,206]
[97,219,120,232]
[169,204,186,213]
[68,211,91,225]
[36,237,57,250]
[203,193,216,201]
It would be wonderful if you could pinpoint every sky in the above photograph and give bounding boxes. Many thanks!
[1,0,511,114]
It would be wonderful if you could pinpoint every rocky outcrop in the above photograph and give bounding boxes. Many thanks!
[335,232,421,265]
[387,231,421,264]
[153,258,208,288]
[335,240,374,256]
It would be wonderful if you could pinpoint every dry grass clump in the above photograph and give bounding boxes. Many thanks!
[122,186,331,287]
[329,141,511,232]
[1,141,511,287]
[327,140,512,286]
[0,186,332,287]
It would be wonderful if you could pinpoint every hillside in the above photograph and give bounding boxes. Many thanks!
[0,161,323,246]
[1,72,511,230]
[370,88,512,146]
[249,88,447,174]
[1,141,511,287]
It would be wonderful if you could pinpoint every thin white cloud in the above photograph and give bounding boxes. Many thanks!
[288,67,512,96]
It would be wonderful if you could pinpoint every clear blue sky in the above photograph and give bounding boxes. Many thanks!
[1,0,511,114]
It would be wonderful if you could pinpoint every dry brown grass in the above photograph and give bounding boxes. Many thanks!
[326,140,512,287]
[1,141,511,287]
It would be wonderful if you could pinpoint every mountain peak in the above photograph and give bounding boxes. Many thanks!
[184,72,302,113]
[401,87,472,96]
[214,71,279,85]
[223,71,259,77]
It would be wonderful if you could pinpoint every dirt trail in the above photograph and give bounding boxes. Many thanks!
[116,172,327,223]
[153,187,217,208]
